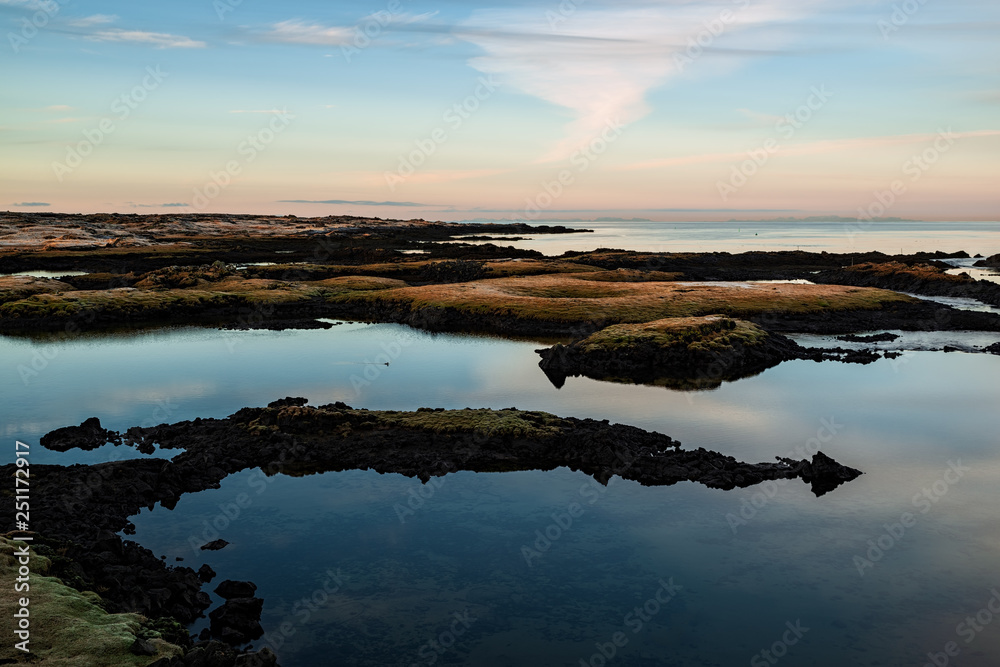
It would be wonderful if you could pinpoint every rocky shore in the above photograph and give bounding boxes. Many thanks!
[812,261,1000,307]
[3,400,864,665]
[536,316,890,389]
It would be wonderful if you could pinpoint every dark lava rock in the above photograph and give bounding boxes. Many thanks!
[836,332,900,344]
[776,452,864,497]
[977,253,1000,268]
[985,342,1000,355]
[220,318,334,332]
[215,580,257,599]
[198,564,217,582]
[39,416,119,451]
[267,397,308,408]
[149,640,277,666]
[209,597,265,644]
[200,539,230,551]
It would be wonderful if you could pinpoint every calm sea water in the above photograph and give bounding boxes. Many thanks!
[3,222,1000,666]
[457,220,1000,256]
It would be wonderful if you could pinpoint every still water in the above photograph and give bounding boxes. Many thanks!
[456,220,1000,256]
[4,320,1000,666]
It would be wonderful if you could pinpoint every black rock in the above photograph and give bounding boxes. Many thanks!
[214,580,257,599]
[130,637,157,656]
[836,332,900,344]
[209,597,265,645]
[198,564,217,582]
[39,416,119,451]
[235,648,278,667]
[267,397,308,408]
[200,539,230,551]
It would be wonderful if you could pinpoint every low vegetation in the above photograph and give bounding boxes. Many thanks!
[338,273,917,326]
[0,538,181,665]
[575,316,770,354]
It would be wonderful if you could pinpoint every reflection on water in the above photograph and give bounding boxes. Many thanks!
[0,270,89,278]
[3,321,1000,664]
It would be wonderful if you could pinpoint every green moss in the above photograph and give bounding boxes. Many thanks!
[578,316,769,354]
[376,408,564,438]
[0,538,182,665]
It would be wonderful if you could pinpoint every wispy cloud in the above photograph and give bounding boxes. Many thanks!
[617,129,1000,171]
[279,199,438,207]
[66,14,117,28]
[256,12,439,47]
[258,20,354,46]
[88,29,205,49]
[458,1,836,162]
[11,201,49,207]
[229,109,287,114]
[42,104,73,112]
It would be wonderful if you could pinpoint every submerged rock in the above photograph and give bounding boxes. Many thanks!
[200,539,230,551]
[836,332,900,344]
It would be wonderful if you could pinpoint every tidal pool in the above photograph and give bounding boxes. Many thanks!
[3,322,1000,665]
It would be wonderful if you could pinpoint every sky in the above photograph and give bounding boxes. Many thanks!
[0,0,998,221]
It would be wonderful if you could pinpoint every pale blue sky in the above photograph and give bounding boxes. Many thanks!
[1,0,998,220]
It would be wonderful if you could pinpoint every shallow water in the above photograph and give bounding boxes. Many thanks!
[4,319,1000,665]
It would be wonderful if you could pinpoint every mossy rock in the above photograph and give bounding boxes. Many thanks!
[0,537,182,665]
